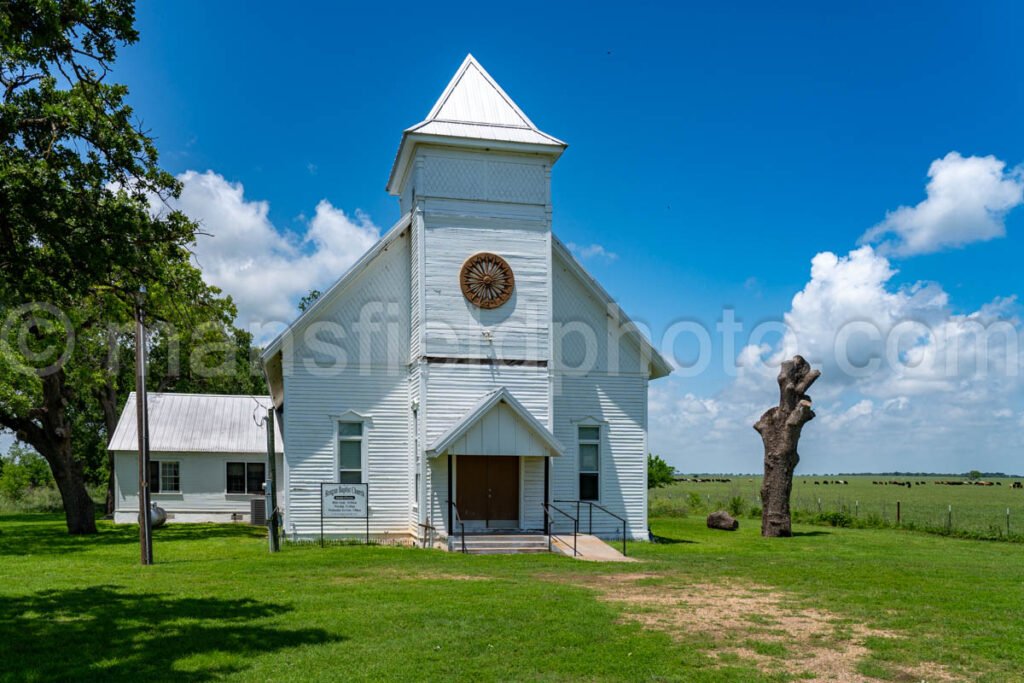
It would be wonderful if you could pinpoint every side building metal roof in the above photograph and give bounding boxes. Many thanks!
[107,392,283,454]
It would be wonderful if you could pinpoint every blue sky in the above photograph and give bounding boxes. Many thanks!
[9,2,1020,473]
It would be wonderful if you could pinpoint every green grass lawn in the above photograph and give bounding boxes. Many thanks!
[2,513,1023,681]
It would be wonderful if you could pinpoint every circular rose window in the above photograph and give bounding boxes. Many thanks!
[459,252,515,309]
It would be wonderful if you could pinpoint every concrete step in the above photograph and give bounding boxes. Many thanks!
[464,546,550,555]
[448,534,550,554]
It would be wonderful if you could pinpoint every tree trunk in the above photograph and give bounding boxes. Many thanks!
[47,438,99,535]
[97,382,120,516]
[754,356,820,538]
[3,369,98,535]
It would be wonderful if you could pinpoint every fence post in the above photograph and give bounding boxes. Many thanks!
[855,500,859,518]
[817,497,822,513]
[947,504,952,532]
[897,501,901,526]
[1008,508,1011,537]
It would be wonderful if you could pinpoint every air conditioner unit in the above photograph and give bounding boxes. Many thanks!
[250,498,267,526]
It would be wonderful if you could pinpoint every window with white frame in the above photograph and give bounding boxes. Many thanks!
[578,425,600,501]
[338,421,364,484]
[148,460,180,494]
[226,462,265,494]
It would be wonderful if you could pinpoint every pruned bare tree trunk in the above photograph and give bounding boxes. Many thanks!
[754,356,820,537]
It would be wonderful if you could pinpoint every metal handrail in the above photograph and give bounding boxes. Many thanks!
[554,499,628,557]
[542,502,578,557]
[446,498,466,554]
[417,521,437,549]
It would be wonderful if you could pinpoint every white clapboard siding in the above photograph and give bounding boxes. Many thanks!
[287,230,410,372]
[522,456,546,530]
[424,365,550,444]
[409,363,423,531]
[113,450,282,516]
[410,210,423,361]
[282,231,413,538]
[427,455,449,533]
[282,366,410,538]
[264,57,668,543]
[446,401,551,457]
[552,249,644,376]
[551,375,649,540]
[418,149,549,206]
[422,220,550,360]
[424,363,550,529]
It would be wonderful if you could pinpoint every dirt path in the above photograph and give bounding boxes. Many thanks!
[543,572,960,682]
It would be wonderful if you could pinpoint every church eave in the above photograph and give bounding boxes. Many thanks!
[386,131,566,195]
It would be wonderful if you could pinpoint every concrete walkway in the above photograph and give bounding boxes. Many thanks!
[551,534,638,562]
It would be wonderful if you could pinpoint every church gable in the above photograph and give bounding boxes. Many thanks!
[261,214,412,395]
[552,239,671,378]
[428,388,563,458]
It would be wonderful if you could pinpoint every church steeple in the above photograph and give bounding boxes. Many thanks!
[386,55,566,195]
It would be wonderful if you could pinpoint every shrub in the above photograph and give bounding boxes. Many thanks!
[817,511,854,528]
[727,495,746,518]
[648,497,689,518]
[647,454,675,489]
[0,444,56,506]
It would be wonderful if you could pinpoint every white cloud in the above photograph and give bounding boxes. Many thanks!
[860,152,1024,256]
[167,170,380,335]
[567,242,618,262]
[734,246,1022,400]
[651,234,1024,474]
[821,399,874,431]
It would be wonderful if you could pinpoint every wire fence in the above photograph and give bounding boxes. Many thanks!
[790,494,1020,538]
[650,485,1024,542]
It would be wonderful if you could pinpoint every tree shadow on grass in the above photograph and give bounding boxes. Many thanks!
[0,585,337,681]
[790,530,832,537]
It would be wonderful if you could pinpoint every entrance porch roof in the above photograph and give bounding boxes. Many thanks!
[427,388,564,458]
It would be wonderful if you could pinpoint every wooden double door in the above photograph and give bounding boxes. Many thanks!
[456,456,519,528]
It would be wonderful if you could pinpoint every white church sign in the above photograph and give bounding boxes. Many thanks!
[321,483,368,518]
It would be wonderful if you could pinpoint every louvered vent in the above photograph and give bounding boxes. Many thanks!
[250,498,267,526]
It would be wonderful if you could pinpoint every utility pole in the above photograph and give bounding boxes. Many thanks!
[135,287,153,565]
[265,407,280,552]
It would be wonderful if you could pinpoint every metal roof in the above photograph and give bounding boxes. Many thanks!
[387,54,566,194]
[108,393,283,454]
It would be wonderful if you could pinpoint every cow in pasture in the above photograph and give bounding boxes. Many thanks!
[1013,482,1023,489]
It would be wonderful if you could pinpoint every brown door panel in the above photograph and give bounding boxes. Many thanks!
[456,456,489,521]
[488,457,519,522]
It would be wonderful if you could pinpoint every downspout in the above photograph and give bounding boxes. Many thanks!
[412,400,423,538]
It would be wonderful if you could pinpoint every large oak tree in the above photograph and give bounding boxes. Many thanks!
[0,0,259,533]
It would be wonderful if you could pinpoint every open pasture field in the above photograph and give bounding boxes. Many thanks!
[651,475,1024,537]
[3,513,1024,682]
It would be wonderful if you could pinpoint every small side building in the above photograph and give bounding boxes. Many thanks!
[108,393,283,524]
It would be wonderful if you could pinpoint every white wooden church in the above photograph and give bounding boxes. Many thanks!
[258,55,670,544]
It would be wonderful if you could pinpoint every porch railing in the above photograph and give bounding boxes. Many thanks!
[446,498,466,554]
[554,499,628,557]
[417,520,437,549]
[542,502,578,556]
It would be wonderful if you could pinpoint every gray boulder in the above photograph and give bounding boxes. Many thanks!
[706,510,739,531]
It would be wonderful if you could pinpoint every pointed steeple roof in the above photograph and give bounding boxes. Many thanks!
[387,55,566,194]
